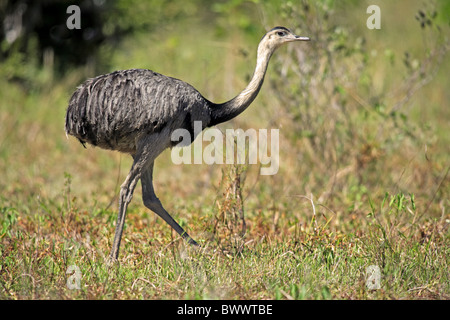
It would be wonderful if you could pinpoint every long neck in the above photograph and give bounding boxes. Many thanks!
[208,42,275,126]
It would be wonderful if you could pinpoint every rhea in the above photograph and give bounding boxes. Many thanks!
[65,27,310,261]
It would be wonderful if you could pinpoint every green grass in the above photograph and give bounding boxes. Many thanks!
[1,178,448,299]
[1,0,449,299]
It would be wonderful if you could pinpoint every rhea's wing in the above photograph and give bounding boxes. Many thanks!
[65,69,207,151]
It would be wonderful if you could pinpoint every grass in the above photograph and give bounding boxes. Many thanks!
[0,0,449,299]
[1,173,448,299]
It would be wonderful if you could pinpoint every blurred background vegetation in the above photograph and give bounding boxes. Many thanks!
[0,0,449,299]
[1,0,448,214]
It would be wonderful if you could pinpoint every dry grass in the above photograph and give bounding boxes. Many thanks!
[1,0,449,300]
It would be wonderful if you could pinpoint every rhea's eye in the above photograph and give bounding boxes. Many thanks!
[277,31,286,37]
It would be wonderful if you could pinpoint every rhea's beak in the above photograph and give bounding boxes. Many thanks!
[291,35,310,41]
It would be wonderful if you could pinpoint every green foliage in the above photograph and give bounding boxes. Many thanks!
[0,204,18,238]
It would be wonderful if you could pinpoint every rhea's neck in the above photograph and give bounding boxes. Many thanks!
[208,42,276,126]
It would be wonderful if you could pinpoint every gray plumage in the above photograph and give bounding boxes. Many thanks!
[65,27,310,261]
[66,69,211,153]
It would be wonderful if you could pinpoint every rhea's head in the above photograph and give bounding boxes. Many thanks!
[260,26,310,52]
[261,27,310,48]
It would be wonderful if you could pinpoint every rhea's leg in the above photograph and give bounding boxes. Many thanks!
[141,162,198,246]
[109,156,144,261]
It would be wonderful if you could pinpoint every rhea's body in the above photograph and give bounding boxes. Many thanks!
[66,69,212,154]
[65,27,310,261]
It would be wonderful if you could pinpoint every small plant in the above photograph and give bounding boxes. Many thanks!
[367,192,418,243]
[0,205,18,239]
[213,161,247,254]
[63,172,73,212]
